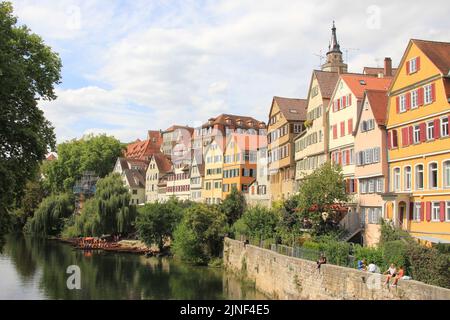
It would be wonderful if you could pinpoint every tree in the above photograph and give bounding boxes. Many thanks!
[42,134,124,193]
[172,204,226,265]
[26,193,74,236]
[220,186,247,226]
[0,2,62,232]
[233,206,279,241]
[136,202,183,251]
[296,162,349,235]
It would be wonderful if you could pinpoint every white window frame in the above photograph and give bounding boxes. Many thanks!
[447,201,450,222]
[404,166,412,191]
[427,121,434,141]
[413,125,420,144]
[424,85,433,105]
[413,203,421,222]
[441,117,449,137]
[428,162,438,190]
[411,90,418,109]
[393,167,401,191]
[431,202,440,222]
[415,164,424,190]
[399,95,407,113]
[443,160,450,189]
[409,58,417,74]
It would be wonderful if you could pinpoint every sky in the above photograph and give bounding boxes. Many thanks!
[10,0,450,143]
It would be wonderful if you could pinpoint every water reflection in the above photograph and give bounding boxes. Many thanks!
[0,234,266,300]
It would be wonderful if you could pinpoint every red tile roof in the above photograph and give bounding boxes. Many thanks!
[363,67,398,77]
[125,131,162,160]
[273,97,308,121]
[202,114,266,130]
[413,39,450,75]
[163,125,194,134]
[151,153,173,173]
[313,70,340,99]
[365,89,389,126]
[340,74,392,99]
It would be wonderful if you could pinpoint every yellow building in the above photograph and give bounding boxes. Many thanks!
[384,39,450,244]
[202,140,224,204]
[222,133,267,199]
[267,97,307,202]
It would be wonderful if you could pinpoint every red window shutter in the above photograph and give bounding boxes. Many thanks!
[341,121,345,137]
[420,202,425,221]
[426,202,432,222]
[401,128,408,147]
[392,130,398,148]
[409,202,414,220]
[409,126,414,145]
[396,96,400,113]
[406,92,411,110]
[434,118,441,139]
[419,123,426,142]
[406,60,410,75]
[343,96,347,108]
[354,179,358,193]
[418,87,424,106]
[348,94,352,106]
[346,150,350,164]
[431,83,436,102]
[440,201,446,222]
[337,99,341,110]
[348,119,353,135]
[338,152,342,165]
[417,57,421,71]
[387,131,392,149]
[333,125,337,139]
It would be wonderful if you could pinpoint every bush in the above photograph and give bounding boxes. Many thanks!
[382,240,410,271]
[220,187,246,226]
[353,245,384,269]
[233,206,279,241]
[317,239,352,267]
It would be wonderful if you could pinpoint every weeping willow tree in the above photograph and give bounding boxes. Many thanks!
[26,193,74,236]
[63,173,136,237]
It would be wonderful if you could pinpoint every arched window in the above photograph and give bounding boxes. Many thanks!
[429,162,438,189]
[444,160,450,188]
[415,164,424,190]
[404,166,412,191]
[393,168,401,191]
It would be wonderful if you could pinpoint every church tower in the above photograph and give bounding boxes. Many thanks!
[321,21,348,73]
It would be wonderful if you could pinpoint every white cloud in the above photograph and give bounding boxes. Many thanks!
[11,0,449,142]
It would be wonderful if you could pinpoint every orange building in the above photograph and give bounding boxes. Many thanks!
[384,39,450,244]
[222,133,267,199]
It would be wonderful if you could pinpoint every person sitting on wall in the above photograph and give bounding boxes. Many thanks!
[383,264,397,286]
[391,266,405,287]
[357,259,367,271]
[317,254,327,270]
[367,261,380,273]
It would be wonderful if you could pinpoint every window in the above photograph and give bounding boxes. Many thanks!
[368,179,375,193]
[223,184,230,192]
[441,117,449,137]
[409,58,417,74]
[427,121,434,140]
[411,90,418,109]
[415,165,424,190]
[447,202,450,221]
[360,180,367,194]
[404,166,412,191]
[399,95,407,113]
[413,203,421,221]
[368,208,382,224]
[413,125,420,144]
[432,202,440,222]
[424,85,433,105]
[132,190,138,195]
[444,161,450,188]
[377,178,384,193]
[429,163,438,189]
[393,168,401,191]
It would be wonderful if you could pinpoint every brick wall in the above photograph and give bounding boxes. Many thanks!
[223,238,450,300]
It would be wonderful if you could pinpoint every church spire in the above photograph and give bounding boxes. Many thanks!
[328,21,341,54]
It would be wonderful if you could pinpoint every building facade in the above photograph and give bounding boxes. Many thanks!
[145,153,172,203]
[384,39,450,244]
[161,125,194,157]
[202,140,224,204]
[268,96,307,202]
[190,154,205,202]
[354,90,390,246]
[246,147,271,207]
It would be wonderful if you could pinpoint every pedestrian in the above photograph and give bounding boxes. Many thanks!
[383,263,397,286]
[367,261,379,273]
[391,266,405,287]
[317,254,327,270]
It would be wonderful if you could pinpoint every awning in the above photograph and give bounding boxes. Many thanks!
[413,235,450,244]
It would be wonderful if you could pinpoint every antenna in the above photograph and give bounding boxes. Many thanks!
[314,50,325,68]
[343,48,360,63]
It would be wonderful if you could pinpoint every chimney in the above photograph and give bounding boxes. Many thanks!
[384,57,392,77]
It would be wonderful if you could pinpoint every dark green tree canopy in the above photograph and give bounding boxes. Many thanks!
[220,186,247,226]
[0,2,62,232]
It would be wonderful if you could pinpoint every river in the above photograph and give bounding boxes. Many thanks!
[0,234,266,300]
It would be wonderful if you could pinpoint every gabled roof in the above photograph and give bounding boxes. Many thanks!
[123,169,145,189]
[366,90,389,126]
[363,67,398,77]
[412,39,450,75]
[313,70,340,99]
[151,153,172,173]
[118,157,149,171]
[201,114,266,130]
[163,125,194,134]
[272,96,308,121]
[125,131,162,160]
[340,74,392,99]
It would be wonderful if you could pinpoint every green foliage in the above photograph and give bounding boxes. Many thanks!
[0,2,61,228]
[317,239,352,267]
[353,245,385,268]
[296,163,349,235]
[379,220,409,244]
[27,193,74,236]
[136,201,183,251]
[42,134,124,193]
[220,187,247,226]
[61,173,136,237]
[382,240,410,270]
[233,206,279,241]
[406,243,450,288]
[172,204,226,265]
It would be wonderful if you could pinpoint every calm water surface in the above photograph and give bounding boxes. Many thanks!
[0,234,266,300]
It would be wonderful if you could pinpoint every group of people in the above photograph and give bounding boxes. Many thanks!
[357,259,407,287]
[357,259,380,273]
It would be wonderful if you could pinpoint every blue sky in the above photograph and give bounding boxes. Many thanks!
[10,0,450,143]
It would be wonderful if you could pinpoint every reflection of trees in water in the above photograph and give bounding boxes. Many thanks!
[4,235,263,300]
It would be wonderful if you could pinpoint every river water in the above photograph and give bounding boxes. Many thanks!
[0,234,266,300]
